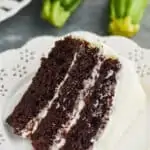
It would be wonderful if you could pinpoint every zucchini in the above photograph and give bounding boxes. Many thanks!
[109,0,148,37]
[41,0,82,28]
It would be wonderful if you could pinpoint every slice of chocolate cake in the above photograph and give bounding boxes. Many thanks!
[6,35,146,150]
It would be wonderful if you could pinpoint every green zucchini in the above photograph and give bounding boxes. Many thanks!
[109,0,148,37]
[41,0,82,28]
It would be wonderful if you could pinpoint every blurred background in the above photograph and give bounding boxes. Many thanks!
[0,0,150,52]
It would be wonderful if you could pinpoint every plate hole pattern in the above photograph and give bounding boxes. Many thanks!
[128,49,144,62]
[19,49,35,63]
[0,132,5,145]
[0,69,8,81]
[0,69,8,96]
[12,64,27,78]
[136,64,150,78]
[0,84,8,97]
[127,48,150,78]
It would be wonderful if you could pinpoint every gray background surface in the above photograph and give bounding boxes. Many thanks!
[0,0,150,52]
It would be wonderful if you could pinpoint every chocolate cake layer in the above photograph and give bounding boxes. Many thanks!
[6,36,122,150]
[31,44,101,150]
[60,59,121,150]
[6,37,83,135]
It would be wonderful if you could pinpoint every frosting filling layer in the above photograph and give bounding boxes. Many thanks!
[31,42,102,150]
[60,59,121,150]
[6,37,83,135]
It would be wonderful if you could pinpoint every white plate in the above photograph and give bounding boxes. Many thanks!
[0,31,149,150]
[0,0,31,23]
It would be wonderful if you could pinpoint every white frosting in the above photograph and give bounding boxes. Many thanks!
[50,50,103,150]
[20,52,78,137]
